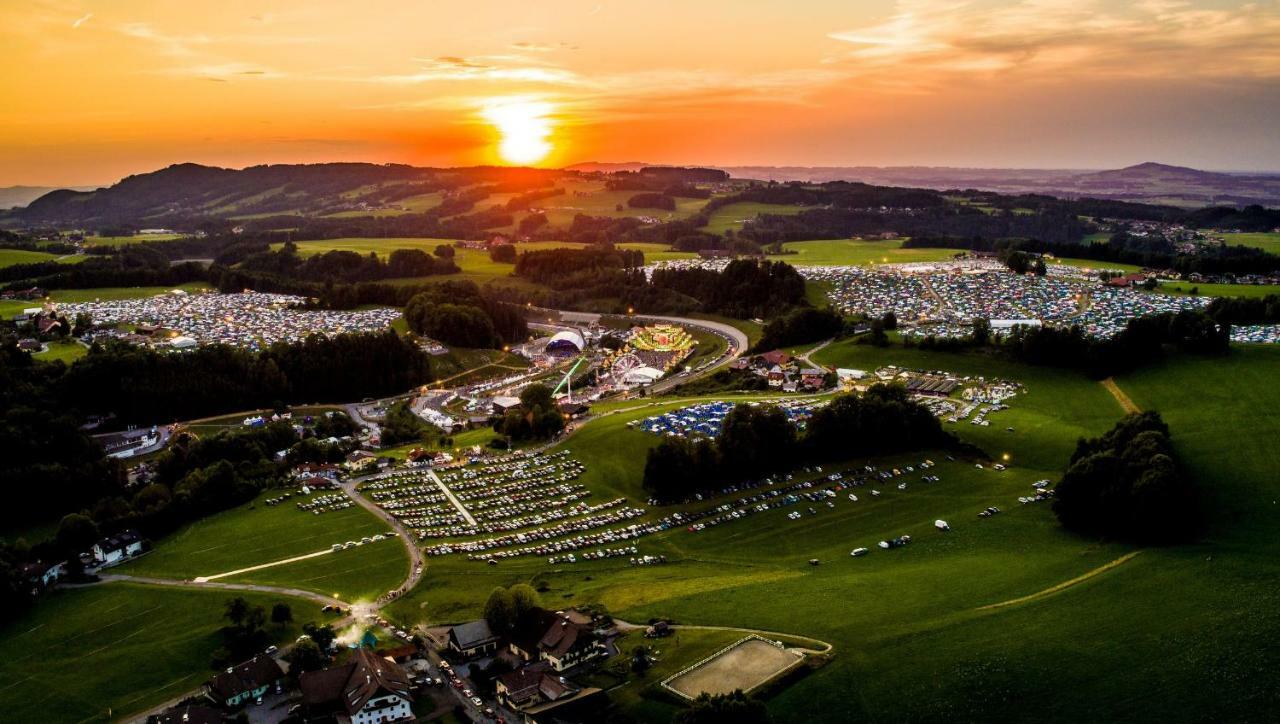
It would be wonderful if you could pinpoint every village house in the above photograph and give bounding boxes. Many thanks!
[299,648,413,724]
[91,529,144,565]
[447,619,500,659]
[205,654,283,709]
[536,615,606,672]
[495,662,579,709]
[345,450,378,472]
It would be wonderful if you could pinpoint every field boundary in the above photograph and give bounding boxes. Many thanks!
[659,634,806,701]
[1100,377,1140,414]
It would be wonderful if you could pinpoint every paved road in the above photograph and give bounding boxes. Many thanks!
[339,476,425,603]
[425,468,477,526]
[98,573,347,609]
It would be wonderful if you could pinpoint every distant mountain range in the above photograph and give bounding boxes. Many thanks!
[6,161,1277,229]
[0,185,98,210]
[713,162,1280,208]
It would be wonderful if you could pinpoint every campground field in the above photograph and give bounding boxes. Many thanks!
[379,342,1280,722]
[0,583,320,723]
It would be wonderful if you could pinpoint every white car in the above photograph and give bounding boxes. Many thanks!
[851,547,869,557]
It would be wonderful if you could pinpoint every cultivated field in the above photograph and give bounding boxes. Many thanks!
[1219,231,1280,254]
[763,239,961,266]
[664,637,804,699]
[0,248,84,269]
[703,202,814,235]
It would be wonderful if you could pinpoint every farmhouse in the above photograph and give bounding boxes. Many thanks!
[91,529,144,564]
[205,654,283,708]
[447,619,500,658]
[299,648,413,724]
[495,662,578,708]
[537,616,607,671]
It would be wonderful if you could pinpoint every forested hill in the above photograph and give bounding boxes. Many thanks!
[11,162,566,228]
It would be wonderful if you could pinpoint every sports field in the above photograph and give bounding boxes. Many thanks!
[665,637,803,699]
[120,490,406,601]
[0,583,319,722]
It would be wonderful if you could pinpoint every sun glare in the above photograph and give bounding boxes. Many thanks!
[483,99,555,165]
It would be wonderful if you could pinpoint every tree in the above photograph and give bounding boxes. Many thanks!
[271,602,293,628]
[483,586,516,634]
[674,691,772,724]
[489,244,517,263]
[224,597,251,627]
[287,637,327,676]
[1052,411,1197,543]
[303,622,337,651]
[54,513,99,555]
[631,645,652,674]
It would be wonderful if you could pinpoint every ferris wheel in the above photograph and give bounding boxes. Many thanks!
[610,352,644,382]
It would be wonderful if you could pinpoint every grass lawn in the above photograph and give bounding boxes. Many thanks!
[1219,231,1280,254]
[0,248,85,269]
[1049,256,1145,273]
[120,490,405,601]
[765,239,961,267]
[0,583,320,722]
[31,338,87,363]
[703,202,814,235]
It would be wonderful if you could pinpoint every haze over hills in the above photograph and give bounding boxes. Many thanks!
[715,162,1280,208]
[0,185,98,210]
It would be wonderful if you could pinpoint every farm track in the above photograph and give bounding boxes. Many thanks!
[977,551,1142,612]
[1100,377,1141,414]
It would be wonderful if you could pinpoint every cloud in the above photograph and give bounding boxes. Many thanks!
[369,54,584,86]
[828,0,1280,83]
[71,13,92,30]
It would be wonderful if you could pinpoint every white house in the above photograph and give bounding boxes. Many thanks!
[92,530,144,564]
[299,648,413,723]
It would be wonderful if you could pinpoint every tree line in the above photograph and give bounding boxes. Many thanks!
[643,385,953,502]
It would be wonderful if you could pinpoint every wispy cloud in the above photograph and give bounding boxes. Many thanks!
[71,13,92,30]
[828,0,1280,83]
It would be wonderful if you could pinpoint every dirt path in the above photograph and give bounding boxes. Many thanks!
[1100,377,1141,414]
[193,548,334,583]
[977,551,1142,612]
[426,468,477,526]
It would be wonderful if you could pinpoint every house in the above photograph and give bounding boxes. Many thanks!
[799,367,827,389]
[149,704,224,724]
[537,616,606,672]
[767,365,786,387]
[91,529,144,564]
[447,619,499,658]
[299,648,413,724]
[36,316,64,335]
[21,561,65,589]
[508,609,563,663]
[205,654,283,708]
[17,338,41,352]
[495,662,578,709]
[758,350,792,368]
[345,450,378,472]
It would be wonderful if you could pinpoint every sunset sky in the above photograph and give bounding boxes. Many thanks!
[3,0,1280,186]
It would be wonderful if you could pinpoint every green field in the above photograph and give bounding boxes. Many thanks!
[0,583,320,722]
[764,239,962,266]
[0,248,85,269]
[120,490,406,601]
[0,282,213,318]
[703,202,814,235]
[1219,231,1280,254]
[31,338,87,363]
[377,341,1280,722]
[83,233,183,248]
[1158,280,1280,299]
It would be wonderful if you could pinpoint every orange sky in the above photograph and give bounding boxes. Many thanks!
[3,0,1280,186]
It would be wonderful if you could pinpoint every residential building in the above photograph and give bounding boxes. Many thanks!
[205,654,283,708]
[447,619,499,658]
[91,530,144,564]
[299,648,413,724]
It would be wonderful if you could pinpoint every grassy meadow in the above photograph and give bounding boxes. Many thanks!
[0,583,321,722]
[120,490,405,601]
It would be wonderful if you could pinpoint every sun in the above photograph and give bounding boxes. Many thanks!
[482,99,555,165]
